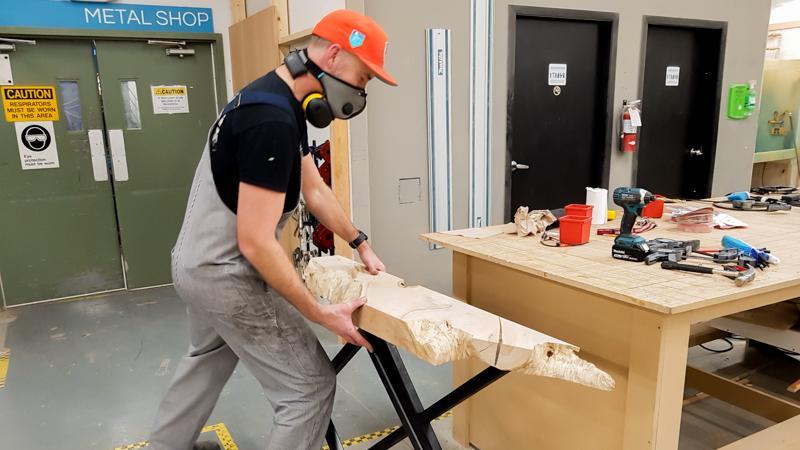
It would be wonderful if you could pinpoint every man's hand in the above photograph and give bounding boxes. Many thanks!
[314,298,373,352]
[358,243,386,275]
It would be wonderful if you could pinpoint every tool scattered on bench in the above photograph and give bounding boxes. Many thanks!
[661,261,757,286]
[722,235,780,267]
[751,185,797,195]
[596,218,657,236]
[611,187,655,262]
[713,191,793,212]
[782,193,800,206]
[644,239,699,265]
[688,248,740,264]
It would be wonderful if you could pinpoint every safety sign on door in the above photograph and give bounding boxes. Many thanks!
[15,121,59,170]
[548,64,567,86]
[151,85,190,114]
[2,86,60,122]
[665,66,680,87]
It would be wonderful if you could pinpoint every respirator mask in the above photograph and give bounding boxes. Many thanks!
[285,49,367,128]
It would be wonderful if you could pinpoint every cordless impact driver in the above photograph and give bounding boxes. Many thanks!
[611,187,655,262]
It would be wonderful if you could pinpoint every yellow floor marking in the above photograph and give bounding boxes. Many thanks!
[111,410,455,450]
[202,423,238,450]
[112,422,238,450]
[322,410,453,450]
[0,350,9,389]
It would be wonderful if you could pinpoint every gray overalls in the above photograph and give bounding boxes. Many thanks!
[149,92,335,450]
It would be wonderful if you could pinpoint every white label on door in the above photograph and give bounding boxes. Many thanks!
[665,66,680,86]
[151,85,189,114]
[548,63,567,86]
[15,121,59,170]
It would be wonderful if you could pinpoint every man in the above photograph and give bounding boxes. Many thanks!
[149,10,397,450]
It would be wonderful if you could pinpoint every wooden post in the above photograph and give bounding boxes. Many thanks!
[331,120,353,258]
[272,0,290,37]
[230,0,247,23]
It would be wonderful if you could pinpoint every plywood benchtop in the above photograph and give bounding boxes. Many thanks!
[422,205,800,315]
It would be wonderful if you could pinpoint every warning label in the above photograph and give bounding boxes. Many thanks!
[151,85,189,114]
[15,121,59,170]
[2,86,60,122]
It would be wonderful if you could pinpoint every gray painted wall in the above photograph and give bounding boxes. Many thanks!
[491,0,772,223]
[360,0,470,294]
[356,0,771,294]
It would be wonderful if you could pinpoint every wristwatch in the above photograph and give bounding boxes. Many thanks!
[349,230,368,249]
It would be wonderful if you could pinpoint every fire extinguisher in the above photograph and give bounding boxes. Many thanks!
[620,100,641,153]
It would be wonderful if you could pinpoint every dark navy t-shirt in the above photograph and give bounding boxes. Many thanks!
[210,71,310,214]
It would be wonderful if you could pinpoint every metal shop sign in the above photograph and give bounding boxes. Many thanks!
[0,0,213,34]
[2,86,59,122]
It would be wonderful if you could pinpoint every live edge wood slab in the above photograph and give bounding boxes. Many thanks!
[304,255,614,391]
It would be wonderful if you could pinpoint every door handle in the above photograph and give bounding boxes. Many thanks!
[87,129,109,182]
[511,160,530,172]
[688,148,704,157]
[108,129,129,181]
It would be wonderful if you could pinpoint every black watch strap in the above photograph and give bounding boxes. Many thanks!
[349,230,368,249]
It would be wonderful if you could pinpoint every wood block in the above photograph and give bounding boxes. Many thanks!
[304,255,615,391]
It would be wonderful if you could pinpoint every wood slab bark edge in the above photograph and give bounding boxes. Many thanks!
[304,255,615,391]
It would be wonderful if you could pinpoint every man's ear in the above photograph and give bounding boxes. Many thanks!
[324,43,342,69]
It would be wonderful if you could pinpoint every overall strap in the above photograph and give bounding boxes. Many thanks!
[221,90,293,116]
[210,90,295,150]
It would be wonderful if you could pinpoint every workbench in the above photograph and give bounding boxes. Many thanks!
[422,205,800,450]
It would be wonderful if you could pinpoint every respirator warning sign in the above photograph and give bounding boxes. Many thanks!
[151,85,190,114]
[2,86,60,122]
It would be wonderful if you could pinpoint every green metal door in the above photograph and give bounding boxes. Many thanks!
[0,39,124,306]
[94,40,219,288]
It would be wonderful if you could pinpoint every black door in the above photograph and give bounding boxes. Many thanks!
[508,16,612,216]
[637,25,723,199]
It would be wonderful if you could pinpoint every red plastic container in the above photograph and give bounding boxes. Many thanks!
[564,204,594,219]
[559,215,592,245]
[642,196,665,219]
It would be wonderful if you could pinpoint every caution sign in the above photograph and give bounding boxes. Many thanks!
[151,85,190,114]
[15,121,59,170]
[2,86,60,122]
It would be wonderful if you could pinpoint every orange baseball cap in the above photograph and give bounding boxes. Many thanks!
[312,9,398,86]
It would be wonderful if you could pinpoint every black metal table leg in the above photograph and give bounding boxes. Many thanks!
[326,343,362,450]
[331,342,361,373]
[324,422,345,450]
[326,332,509,450]
[365,332,442,450]
[369,366,508,450]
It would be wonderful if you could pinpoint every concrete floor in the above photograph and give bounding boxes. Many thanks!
[0,287,798,450]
